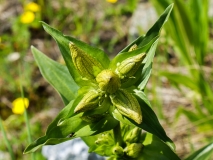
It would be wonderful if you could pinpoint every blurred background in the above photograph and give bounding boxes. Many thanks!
[1,0,213,159]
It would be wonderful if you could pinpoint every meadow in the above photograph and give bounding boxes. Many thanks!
[1,0,213,159]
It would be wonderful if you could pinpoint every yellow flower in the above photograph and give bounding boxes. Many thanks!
[20,11,35,24]
[12,98,29,114]
[106,0,117,3]
[25,2,41,12]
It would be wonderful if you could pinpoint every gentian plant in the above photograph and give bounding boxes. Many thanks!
[24,4,181,159]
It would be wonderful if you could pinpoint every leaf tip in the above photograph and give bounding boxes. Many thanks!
[31,45,35,50]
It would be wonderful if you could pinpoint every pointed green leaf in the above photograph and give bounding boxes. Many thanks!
[119,3,173,54]
[41,22,110,86]
[24,110,118,153]
[24,113,88,154]
[137,133,180,160]
[32,46,79,104]
[110,3,173,70]
[185,142,213,160]
[141,3,173,46]
[111,4,173,89]
[135,90,175,149]
[138,39,159,90]
[41,22,82,85]
[24,100,75,153]
[150,0,193,65]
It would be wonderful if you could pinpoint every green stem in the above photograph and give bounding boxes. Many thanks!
[0,117,15,160]
[19,64,35,160]
[113,122,123,146]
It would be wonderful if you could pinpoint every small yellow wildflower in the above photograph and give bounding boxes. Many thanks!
[107,0,117,3]
[20,11,35,24]
[25,2,41,12]
[12,98,29,114]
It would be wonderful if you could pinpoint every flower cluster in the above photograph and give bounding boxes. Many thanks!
[69,42,146,124]
[20,2,41,24]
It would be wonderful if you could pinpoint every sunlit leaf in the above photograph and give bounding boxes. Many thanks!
[41,22,110,86]
[137,133,180,160]
[32,46,79,104]
[184,142,213,160]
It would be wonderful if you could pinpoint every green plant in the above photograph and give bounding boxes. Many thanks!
[151,0,209,66]
[150,0,213,159]
[185,142,213,160]
[22,4,184,159]
[0,1,41,94]
[150,0,213,132]
[0,64,44,160]
[0,117,15,160]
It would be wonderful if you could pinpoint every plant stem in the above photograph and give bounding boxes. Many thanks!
[113,122,123,146]
[19,64,35,160]
[0,117,15,160]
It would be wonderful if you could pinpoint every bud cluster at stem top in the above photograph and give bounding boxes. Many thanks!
[69,42,144,124]
[96,69,121,94]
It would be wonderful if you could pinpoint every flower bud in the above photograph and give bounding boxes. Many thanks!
[112,145,124,156]
[95,132,113,145]
[116,52,146,79]
[110,89,142,124]
[124,127,142,143]
[69,42,103,80]
[96,69,121,94]
[124,143,143,158]
[74,90,101,113]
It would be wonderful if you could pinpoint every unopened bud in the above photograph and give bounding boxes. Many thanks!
[95,132,113,145]
[124,143,143,158]
[124,127,142,143]
[96,69,121,94]
[69,42,103,80]
[116,49,146,79]
[112,145,124,156]
[110,89,142,124]
[74,90,101,113]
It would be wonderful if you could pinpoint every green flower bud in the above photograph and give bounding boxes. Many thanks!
[96,69,121,94]
[110,89,142,124]
[112,145,124,156]
[124,127,142,143]
[116,52,146,79]
[74,90,101,113]
[69,42,103,80]
[124,143,143,158]
[95,132,113,145]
